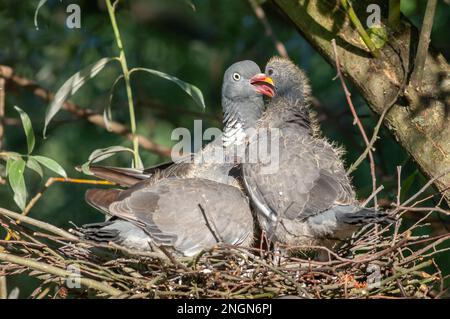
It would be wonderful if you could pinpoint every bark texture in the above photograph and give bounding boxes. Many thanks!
[273,0,450,203]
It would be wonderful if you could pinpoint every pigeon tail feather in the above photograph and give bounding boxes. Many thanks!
[307,205,394,240]
[334,206,394,226]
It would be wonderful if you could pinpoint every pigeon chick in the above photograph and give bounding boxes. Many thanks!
[243,56,392,250]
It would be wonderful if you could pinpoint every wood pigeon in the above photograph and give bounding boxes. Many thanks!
[87,60,270,187]
[243,56,392,249]
[78,61,269,256]
[79,177,254,256]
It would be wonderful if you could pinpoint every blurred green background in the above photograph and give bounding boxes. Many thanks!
[0,0,449,297]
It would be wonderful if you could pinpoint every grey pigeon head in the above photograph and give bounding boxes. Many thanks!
[264,56,310,105]
[222,60,262,101]
[221,60,265,131]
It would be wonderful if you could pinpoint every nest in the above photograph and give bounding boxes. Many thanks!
[0,203,449,299]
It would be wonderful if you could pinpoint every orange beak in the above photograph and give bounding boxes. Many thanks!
[250,73,275,98]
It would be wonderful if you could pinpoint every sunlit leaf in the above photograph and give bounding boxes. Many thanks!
[14,106,35,154]
[81,146,135,175]
[32,155,67,178]
[44,57,118,137]
[26,158,43,178]
[7,158,27,210]
[367,26,388,49]
[33,0,48,30]
[104,75,124,132]
[4,153,22,177]
[130,67,206,109]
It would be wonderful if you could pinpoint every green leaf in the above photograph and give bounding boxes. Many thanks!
[7,158,27,210]
[26,158,43,178]
[367,26,388,49]
[130,67,206,109]
[81,146,135,175]
[14,106,35,154]
[88,146,135,163]
[401,170,418,202]
[44,57,118,137]
[104,75,124,132]
[32,155,67,178]
[33,0,49,30]
[3,153,20,177]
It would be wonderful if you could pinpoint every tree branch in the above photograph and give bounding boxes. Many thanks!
[331,39,378,208]
[0,252,122,297]
[0,65,171,157]
[248,0,289,58]
[410,0,438,89]
[272,0,450,204]
[0,207,77,241]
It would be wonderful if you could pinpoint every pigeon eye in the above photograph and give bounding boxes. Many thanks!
[267,68,274,76]
[232,72,241,81]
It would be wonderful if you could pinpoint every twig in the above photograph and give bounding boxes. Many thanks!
[0,276,6,299]
[410,0,438,89]
[331,39,378,208]
[0,65,171,157]
[22,177,115,217]
[399,168,450,208]
[106,0,140,167]
[0,252,122,297]
[395,206,450,216]
[340,0,380,58]
[388,0,401,29]
[198,203,223,243]
[248,0,289,58]
[0,77,5,151]
[0,208,77,241]
[361,185,384,207]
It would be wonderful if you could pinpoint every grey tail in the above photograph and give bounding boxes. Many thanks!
[334,206,394,226]
[77,220,121,244]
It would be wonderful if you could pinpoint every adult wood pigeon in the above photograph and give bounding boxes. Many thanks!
[78,61,270,256]
[87,60,271,187]
[79,177,254,256]
[243,56,392,249]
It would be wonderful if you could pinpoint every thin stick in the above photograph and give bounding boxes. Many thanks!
[22,177,115,217]
[248,0,289,58]
[0,76,4,185]
[388,0,401,29]
[410,0,438,89]
[400,168,450,208]
[331,39,378,208]
[198,203,223,243]
[0,77,5,151]
[340,0,380,58]
[0,208,77,241]
[105,0,140,167]
[0,276,6,299]
[0,252,122,297]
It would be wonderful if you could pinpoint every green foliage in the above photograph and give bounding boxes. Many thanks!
[14,106,35,154]
[0,0,449,297]
[7,157,27,210]
[44,57,118,137]
[1,108,66,210]
[130,67,206,109]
